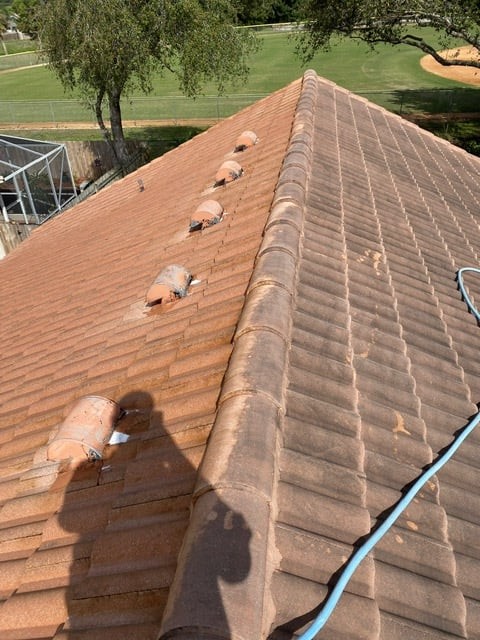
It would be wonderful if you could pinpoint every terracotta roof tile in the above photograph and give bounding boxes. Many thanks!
[0,77,301,638]
[173,71,480,640]
[3,69,480,640]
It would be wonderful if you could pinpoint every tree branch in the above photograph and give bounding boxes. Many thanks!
[398,33,480,68]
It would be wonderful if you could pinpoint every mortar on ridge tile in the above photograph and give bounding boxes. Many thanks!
[47,395,121,465]
[145,265,193,306]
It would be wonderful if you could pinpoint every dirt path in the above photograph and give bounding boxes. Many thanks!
[0,119,218,131]
[420,46,480,86]
[0,63,46,75]
[1,47,477,132]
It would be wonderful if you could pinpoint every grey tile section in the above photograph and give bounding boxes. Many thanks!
[269,76,480,639]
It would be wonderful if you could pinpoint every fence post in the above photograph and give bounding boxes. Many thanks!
[49,101,57,128]
[9,102,16,126]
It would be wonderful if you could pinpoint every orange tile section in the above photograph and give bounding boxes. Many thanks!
[0,79,302,637]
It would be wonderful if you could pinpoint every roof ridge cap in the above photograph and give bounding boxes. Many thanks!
[158,75,317,640]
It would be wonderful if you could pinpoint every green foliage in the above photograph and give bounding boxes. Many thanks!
[235,0,274,24]
[0,9,7,34]
[40,0,257,98]
[39,0,257,163]
[418,119,480,156]
[11,0,40,37]
[0,0,11,19]
[268,0,299,22]
[298,0,480,67]
[235,0,298,24]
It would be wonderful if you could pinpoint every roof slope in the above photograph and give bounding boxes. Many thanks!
[2,69,480,640]
[266,75,480,639]
[0,78,300,639]
[159,72,480,640]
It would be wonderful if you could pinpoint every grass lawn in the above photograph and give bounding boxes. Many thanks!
[0,39,39,56]
[0,30,472,102]
[1,125,206,158]
[0,29,477,153]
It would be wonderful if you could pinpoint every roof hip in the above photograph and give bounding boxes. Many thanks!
[158,70,319,640]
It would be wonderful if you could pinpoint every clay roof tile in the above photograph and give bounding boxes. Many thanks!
[2,70,480,640]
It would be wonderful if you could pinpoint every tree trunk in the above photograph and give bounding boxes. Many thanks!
[108,88,130,170]
[95,88,111,141]
[94,88,118,158]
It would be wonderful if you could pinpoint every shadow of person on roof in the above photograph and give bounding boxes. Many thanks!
[53,390,251,638]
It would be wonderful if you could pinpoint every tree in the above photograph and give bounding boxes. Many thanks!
[235,0,298,24]
[39,0,257,168]
[268,0,299,23]
[297,0,480,68]
[0,8,7,34]
[11,0,41,38]
[235,0,275,24]
[0,6,8,54]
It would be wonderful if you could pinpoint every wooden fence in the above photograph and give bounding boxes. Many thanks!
[0,139,144,256]
[0,220,33,256]
[64,140,142,183]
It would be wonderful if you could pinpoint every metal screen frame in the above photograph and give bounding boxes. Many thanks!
[0,135,77,225]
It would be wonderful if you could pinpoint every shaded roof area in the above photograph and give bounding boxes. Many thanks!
[2,69,480,640]
[0,79,300,639]
[266,73,480,640]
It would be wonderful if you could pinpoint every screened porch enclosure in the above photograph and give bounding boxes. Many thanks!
[0,135,77,225]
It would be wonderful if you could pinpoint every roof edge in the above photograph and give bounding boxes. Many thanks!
[158,71,318,640]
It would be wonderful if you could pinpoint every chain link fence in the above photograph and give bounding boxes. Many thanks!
[360,88,479,116]
[0,95,268,127]
[0,51,42,72]
[0,84,478,129]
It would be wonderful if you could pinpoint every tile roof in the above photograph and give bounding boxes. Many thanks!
[159,72,480,640]
[265,73,480,640]
[1,69,480,640]
[0,79,300,639]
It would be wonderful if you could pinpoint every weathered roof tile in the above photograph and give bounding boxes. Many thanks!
[0,77,301,638]
[2,69,480,639]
